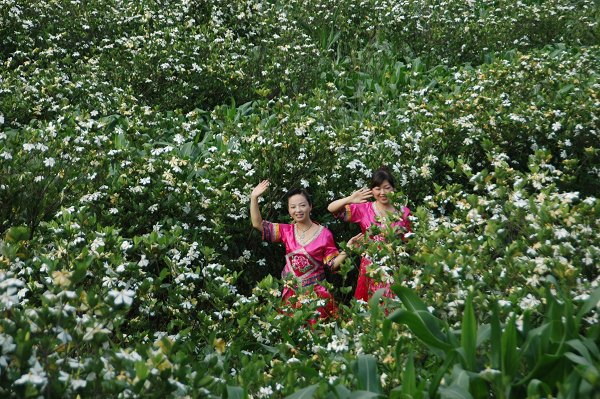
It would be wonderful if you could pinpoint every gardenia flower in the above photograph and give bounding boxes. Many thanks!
[257,386,274,398]
[15,361,47,386]
[0,278,25,289]
[519,294,541,310]
[83,322,111,341]
[0,334,17,353]
[52,270,72,287]
[0,287,19,309]
[109,289,135,306]
[71,379,87,390]
[554,228,569,240]
[326,335,349,353]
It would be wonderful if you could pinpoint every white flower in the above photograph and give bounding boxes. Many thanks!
[0,278,26,289]
[554,228,569,240]
[91,237,105,253]
[58,371,70,383]
[498,300,512,307]
[108,289,135,306]
[380,372,388,387]
[513,199,528,208]
[71,379,87,390]
[138,255,149,267]
[44,157,56,167]
[115,349,143,362]
[326,335,349,353]
[120,241,133,251]
[257,386,274,398]
[519,294,541,310]
[551,122,562,131]
[0,287,19,309]
[0,335,16,353]
[15,361,47,386]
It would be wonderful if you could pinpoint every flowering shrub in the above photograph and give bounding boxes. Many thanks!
[1,0,600,397]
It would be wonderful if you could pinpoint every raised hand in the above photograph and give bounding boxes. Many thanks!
[348,188,373,204]
[347,232,365,248]
[251,180,270,198]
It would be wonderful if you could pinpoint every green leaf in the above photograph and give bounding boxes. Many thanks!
[514,354,564,387]
[356,355,384,394]
[328,385,351,399]
[451,364,470,390]
[476,324,490,347]
[285,384,319,399]
[348,391,384,399]
[135,361,149,380]
[391,285,428,312]
[564,352,594,368]
[501,315,521,379]
[461,291,477,371]
[292,365,319,379]
[391,285,449,344]
[388,309,453,354]
[580,337,600,360]
[566,339,592,362]
[369,288,386,331]
[389,387,403,399]
[438,385,474,399]
[382,318,392,348]
[526,379,552,399]
[401,351,416,397]
[575,287,600,328]
[558,84,575,96]
[428,351,459,398]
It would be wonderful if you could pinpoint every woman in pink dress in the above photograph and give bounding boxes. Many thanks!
[250,180,361,321]
[327,166,411,301]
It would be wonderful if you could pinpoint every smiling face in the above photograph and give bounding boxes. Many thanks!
[288,194,312,223]
[372,180,394,205]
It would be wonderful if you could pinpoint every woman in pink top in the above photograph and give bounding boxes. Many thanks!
[327,166,411,301]
[250,180,361,321]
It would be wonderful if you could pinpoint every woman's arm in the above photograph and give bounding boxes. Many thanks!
[250,180,270,232]
[327,188,373,214]
[330,233,365,272]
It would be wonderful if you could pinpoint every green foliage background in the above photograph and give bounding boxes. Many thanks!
[1,0,600,397]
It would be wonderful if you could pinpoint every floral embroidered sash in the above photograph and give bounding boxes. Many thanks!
[282,247,323,287]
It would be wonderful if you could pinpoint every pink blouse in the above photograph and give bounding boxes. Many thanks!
[335,202,411,239]
[262,221,339,288]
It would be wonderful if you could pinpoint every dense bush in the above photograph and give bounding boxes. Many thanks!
[1,0,600,397]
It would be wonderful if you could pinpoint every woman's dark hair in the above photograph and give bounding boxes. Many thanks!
[370,166,396,189]
[286,188,312,206]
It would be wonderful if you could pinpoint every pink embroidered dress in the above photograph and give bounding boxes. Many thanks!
[334,202,411,301]
[262,220,340,320]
